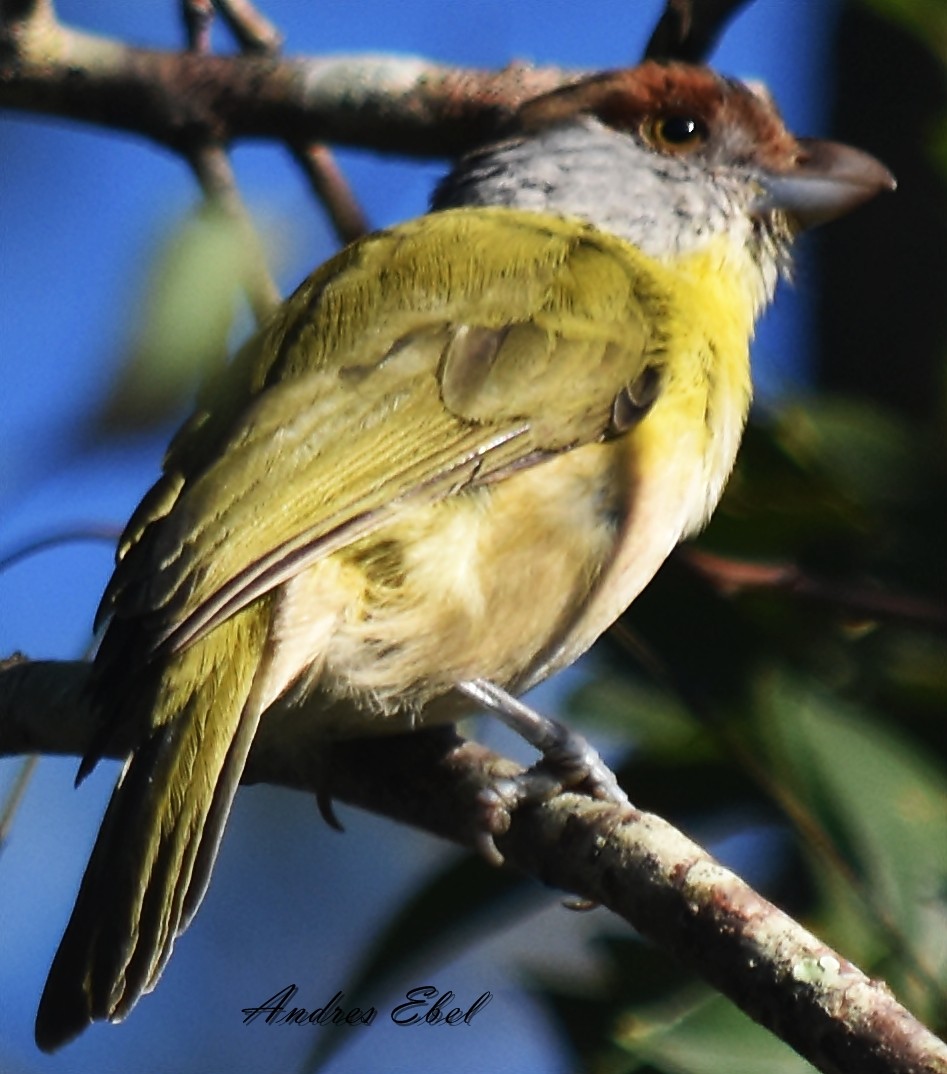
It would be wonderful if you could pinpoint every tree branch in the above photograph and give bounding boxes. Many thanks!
[0,11,576,158]
[1,0,759,164]
[181,0,215,54]
[290,140,370,243]
[212,0,282,53]
[0,656,944,1074]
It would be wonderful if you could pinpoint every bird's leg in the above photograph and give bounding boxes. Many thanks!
[457,678,631,863]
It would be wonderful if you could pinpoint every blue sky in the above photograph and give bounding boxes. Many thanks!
[1,2,838,1071]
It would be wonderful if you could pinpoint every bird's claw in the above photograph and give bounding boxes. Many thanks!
[473,721,632,866]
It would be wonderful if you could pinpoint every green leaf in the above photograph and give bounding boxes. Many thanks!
[91,205,252,437]
[756,671,947,1019]
[771,398,919,512]
[568,670,704,757]
[537,941,815,1074]
[610,990,816,1074]
[855,0,947,64]
[537,939,698,1074]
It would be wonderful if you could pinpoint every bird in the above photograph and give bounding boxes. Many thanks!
[34,60,894,1050]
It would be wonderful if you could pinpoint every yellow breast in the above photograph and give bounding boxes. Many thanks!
[264,237,757,731]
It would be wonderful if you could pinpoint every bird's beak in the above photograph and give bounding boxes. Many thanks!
[756,138,896,230]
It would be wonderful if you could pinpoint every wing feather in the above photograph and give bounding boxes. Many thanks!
[100,208,663,664]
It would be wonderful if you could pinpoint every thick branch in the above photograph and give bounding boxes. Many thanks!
[1,657,945,1074]
[0,14,575,158]
[1,1,759,165]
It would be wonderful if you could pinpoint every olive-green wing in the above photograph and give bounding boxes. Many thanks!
[99,207,664,660]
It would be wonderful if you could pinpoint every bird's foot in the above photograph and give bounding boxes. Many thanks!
[458,679,631,865]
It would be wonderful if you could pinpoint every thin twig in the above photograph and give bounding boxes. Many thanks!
[212,0,282,52]
[289,141,370,243]
[0,526,121,576]
[680,547,947,634]
[0,756,38,857]
[176,0,284,323]
[211,0,369,243]
[181,0,214,54]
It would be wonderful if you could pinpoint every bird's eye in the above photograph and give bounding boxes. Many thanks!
[646,114,709,153]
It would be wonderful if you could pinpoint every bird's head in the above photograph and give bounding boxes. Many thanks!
[434,62,894,311]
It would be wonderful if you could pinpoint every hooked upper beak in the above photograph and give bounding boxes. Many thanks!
[756,138,896,230]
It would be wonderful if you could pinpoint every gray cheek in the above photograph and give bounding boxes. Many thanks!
[432,119,756,262]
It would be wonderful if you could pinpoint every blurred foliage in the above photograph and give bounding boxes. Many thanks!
[819,0,947,419]
[543,942,819,1074]
[90,204,251,440]
[855,0,947,62]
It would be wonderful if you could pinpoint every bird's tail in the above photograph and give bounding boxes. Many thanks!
[35,605,268,1052]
